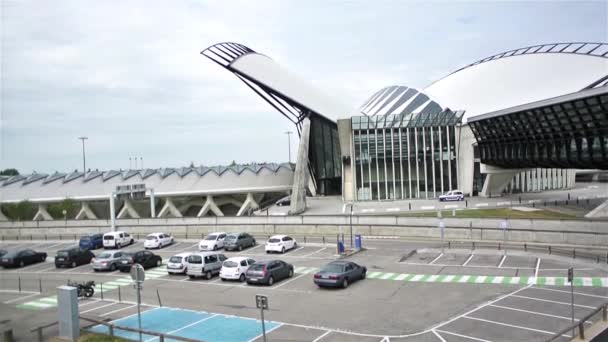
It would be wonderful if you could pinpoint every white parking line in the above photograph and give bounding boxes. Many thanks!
[462,254,474,266]
[490,304,591,323]
[361,208,375,213]
[272,273,308,289]
[237,244,263,254]
[432,329,446,342]
[496,201,511,206]
[312,330,332,342]
[78,299,103,308]
[386,208,400,212]
[530,286,608,299]
[300,247,328,257]
[247,323,283,342]
[394,274,409,281]
[3,292,40,304]
[435,330,491,342]
[534,258,540,278]
[145,314,219,342]
[475,203,488,207]
[511,294,596,309]
[464,316,567,337]
[80,302,118,314]
[444,204,458,209]
[497,255,506,268]
[429,253,443,265]
[100,304,137,316]
[421,206,435,210]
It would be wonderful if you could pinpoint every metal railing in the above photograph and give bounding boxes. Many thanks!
[546,303,608,341]
[79,315,204,342]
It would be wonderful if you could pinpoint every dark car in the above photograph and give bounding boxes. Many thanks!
[313,261,366,288]
[0,249,47,268]
[117,250,162,272]
[55,247,95,268]
[0,249,7,257]
[275,196,290,207]
[245,260,293,286]
[224,233,256,251]
[79,234,104,250]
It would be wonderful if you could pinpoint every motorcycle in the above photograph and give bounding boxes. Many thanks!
[67,280,95,298]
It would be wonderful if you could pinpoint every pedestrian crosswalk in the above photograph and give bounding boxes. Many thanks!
[293,267,607,288]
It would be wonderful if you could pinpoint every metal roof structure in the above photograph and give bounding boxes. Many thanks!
[360,86,444,118]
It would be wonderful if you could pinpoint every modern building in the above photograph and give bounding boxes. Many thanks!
[202,41,608,210]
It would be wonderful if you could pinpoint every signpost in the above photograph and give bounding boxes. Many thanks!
[568,267,574,336]
[130,264,145,342]
[255,294,269,342]
[500,218,509,255]
[439,219,445,254]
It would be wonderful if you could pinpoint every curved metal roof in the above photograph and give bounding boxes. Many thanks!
[360,85,444,117]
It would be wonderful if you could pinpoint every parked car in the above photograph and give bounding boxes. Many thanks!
[313,261,367,288]
[438,190,464,202]
[144,232,174,249]
[220,257,256,282]
[246,260,294,286]
[265,235,297,254]
[198,232,227,251]
[0,249,47,268]
[117,250,163,272]
[103,231,134,249]
[186,252,227,280]
[166,252,192,275]
[92,250,127,271]
[55,247,95,268]
[224,233,256,251]
[275,196,291,207]
[79,234,104,250]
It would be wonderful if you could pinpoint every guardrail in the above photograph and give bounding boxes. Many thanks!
[545,303,608,341]
[79,315,204,342]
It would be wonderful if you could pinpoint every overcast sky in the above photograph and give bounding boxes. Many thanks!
[1,0,606,174]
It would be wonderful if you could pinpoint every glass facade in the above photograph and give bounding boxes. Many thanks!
[352,110,463,201]
[309,116,341,196]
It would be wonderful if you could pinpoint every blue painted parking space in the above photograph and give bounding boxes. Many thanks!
[89,306,281,342]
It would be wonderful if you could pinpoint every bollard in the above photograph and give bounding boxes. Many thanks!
[448,241,451,249]
[157,289,162,307]
[524,243,527,252]
[408,202,411,210]
[465,200,468,208]
[30,235,33,240]
[518,196,521,204]
[498,243,501,251]
[45,234,47,240]
[573,249,576,259]
[603,304,607,321]
[577,198,579,205]
[304,236,307,244]
[109,325,114,337]
[597,256,600,263]
[472,241,475,250]
[37,328,43,342]
[579,322,585,340]
[532,203,535,208]
[100,283,104,300]
[39,278,42,293]
[549,246,552,255]
[18,277,21,293]
[74,234,76,241]
[322,236,325,245]
[554,200,557,206]
[118,286,121,302]
[160,336,165,342]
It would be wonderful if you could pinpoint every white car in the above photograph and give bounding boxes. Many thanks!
[438,190,465,202]
[265,235,297,254]
[220,257,256,282]
[102,231,134,249]
[198,232,227,251]
[166,252,192,275]
[144,233,173,249]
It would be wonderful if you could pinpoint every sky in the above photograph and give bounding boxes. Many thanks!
[1,0,606,174]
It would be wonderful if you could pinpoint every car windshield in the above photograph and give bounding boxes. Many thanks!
[57,251,70,257]
[97,252,113,259]
[188,255,202,264]
[2,250,21,258]
[322,264,345,273]
[204,235,217,241]
[104,235,114,240]
[223,260,238,268]
[249,264,265,271]
[224,235,237,242]
[146,236,158,240]
[268,238,280,243]
[169,256,182,263]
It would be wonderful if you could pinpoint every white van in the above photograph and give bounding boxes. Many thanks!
[186,252,227,280]
[103,231,134,249]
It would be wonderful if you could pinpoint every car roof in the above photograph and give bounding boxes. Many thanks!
[253,260,282,265]
[269,235,288,238]
[191,252,222,257]
[225,256,248,262]
[172,252,192,257]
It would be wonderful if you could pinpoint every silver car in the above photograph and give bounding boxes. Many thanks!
[92,250,126,272]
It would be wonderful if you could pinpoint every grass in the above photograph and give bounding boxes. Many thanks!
[398,207,577,219]
[74,333,130,342]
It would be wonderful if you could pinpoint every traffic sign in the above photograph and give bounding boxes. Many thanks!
[130,264,145,283]
[256,294,268,310]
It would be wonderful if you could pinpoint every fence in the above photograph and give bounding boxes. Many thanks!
[545,303,608,341]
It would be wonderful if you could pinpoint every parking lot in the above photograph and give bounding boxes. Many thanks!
[1,237,607,341]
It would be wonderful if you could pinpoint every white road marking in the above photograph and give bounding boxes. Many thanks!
[361,209,375,213]
[534,258,540,278]
[530,286,608,299]
[386,208,400,212]
[441,275,455,283]
[474,276,487,283]
[435,330,491,342]
[100,304,137,316]
[429,253,443,265]
[380,273,395,280]
[427,275,440,282]
[490,304,590,323]
[511,294,596,309]
[475,203,488,207]
[148,314,219,342]
[496,201,511,206]
[432,329,446,342]
[444,204,458,209]
[421,206,435,210]
[301,247,328,257]
[80,302,118,314]
[394,274,409,281]
[458,276,471,283]
[3,292,40,304]
[78,299,103,308]
[497,255,506,268]
[492,276,504,284]
[237,244,263,254]
[464,316,567,336]
[462,254,474,266]
[272,273,308,289]
[410,275,424,282]
[247,323,283,342]
[312,330,332,342]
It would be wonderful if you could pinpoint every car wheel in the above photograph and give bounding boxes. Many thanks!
[267,276,274,286]
[205,271,212,280]
[213,245,217,251]
[252,240,256,246]
[238,245,243,251]
[221,278,227,282]
[19,261,24,268]
[71,261,77,268]
[93,269,99,272]
[110,263,116,271]
[239,274,246,282]
[281,247,285,254]
[294,242,298,248]
[288,269,294,278]
[342,278,349,288]
[156,259,161,267]
[361,269,367,279]
[189,275,195,279]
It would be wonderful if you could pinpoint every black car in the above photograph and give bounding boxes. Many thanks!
[313,261,367,288]
[245,260,294,286]
[55,247,95,268]
[0,249,47,268]
[224,233,256,251]
[117,250,162,272]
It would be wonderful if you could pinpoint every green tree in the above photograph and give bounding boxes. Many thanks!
[1,201,35,221]
[0,169,19,176]
[47,199,79,220]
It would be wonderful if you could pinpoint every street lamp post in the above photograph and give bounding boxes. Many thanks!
[285,131,293,163]
[349,203,354,248]
[78,137,88,173]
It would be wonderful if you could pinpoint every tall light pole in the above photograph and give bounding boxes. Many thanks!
[78,137,88,173]
[285,131,293,163]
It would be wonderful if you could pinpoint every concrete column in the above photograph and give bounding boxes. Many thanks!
[237,193,260,216]
[109,194,116,231]
[57,286,79,341]
[117,199,141,219]
[75,202,97,220]
[157,198,182,218]
[337,119,354,202]
[33,204,53,221]
[197,196,224,217]
[150,189,156,218]
[289,117,311,215]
